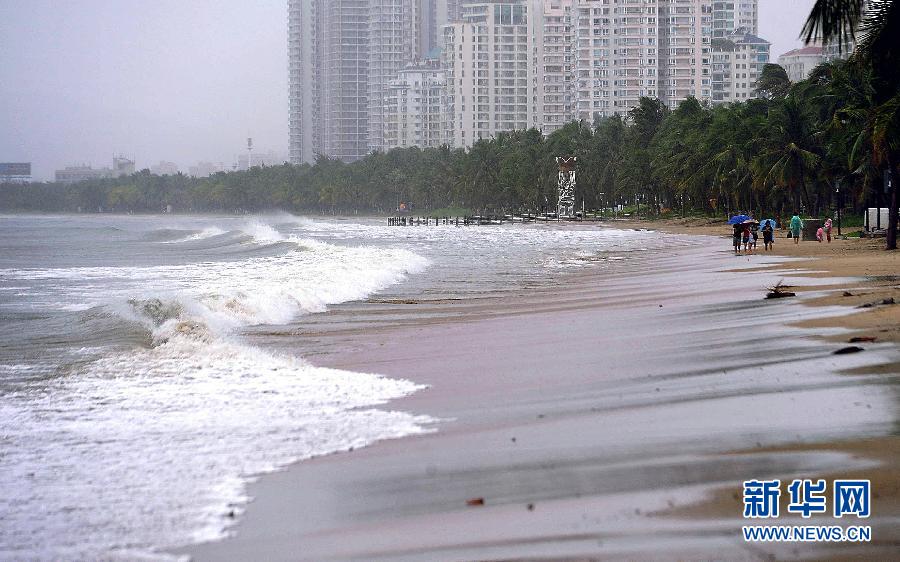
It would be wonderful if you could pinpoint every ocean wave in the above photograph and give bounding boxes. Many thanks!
[0,331,435,560]
[0,219,434,559]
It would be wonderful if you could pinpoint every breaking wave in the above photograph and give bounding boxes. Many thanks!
[0,221,433,560]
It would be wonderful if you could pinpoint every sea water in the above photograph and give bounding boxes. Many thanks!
[0,214,668,560]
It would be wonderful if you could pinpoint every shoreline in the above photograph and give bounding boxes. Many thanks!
[177,226,899,561]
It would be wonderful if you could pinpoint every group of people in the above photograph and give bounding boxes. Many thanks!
[732,218,776,254]
[732,213,834,254]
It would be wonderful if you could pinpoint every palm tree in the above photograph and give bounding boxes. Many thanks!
[759,97,823,214]
[803,0,900,248]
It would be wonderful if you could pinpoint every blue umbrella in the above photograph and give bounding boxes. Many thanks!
[728,214,751,225]
[760,218,777,230]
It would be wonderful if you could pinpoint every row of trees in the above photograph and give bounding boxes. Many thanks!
[2,1,897,248]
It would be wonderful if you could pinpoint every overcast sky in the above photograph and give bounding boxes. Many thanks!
[1,0,815,181]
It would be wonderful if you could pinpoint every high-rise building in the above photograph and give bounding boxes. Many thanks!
[443,1,536,148]
[573,0,711,122]
[659,0,713,110]
[288,0,323,164]
[368,1,422,153]
[711,28,769,103]
[322,1,370,162]
[290,0,457,162]
[712,0,757,38]
[288,0,369,164]
[383,60,448,150]
[534,1,576,134]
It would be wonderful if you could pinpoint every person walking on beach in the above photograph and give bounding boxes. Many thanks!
[732,222,742,254]
[742,223,752,253]
[750,222,759,251]
[789,213,804,244]
[762,221,774,251]
[824,217,833,242]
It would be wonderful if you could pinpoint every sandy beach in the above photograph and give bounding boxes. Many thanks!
[178,224,899,561]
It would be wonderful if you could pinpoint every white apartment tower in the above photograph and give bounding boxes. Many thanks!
[443,1,536,148]
[368,1,422,153]
[712,0,757,37]
[288,0,322,164]
[288,0,369,164]
[534,1,576,133]
[778,46,824,82]
[289,0,459,162]
[711,28,769,103]
[383,61,448,149]
[574,0,712,123]
[659,0,713,109]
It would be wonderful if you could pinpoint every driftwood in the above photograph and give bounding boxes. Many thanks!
[765,280,796,299]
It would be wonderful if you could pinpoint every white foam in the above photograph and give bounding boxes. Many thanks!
[241,219,284,244]
[0,221,434,559]
[163,226,228,244]
[0,333,434,560]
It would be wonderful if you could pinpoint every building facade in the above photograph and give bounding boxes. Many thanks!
[534,0,576,133]
[368,0,423,153]
[777,45,824,82]
[289,0,769,156]
[711,29,769,103]
[54,157,135,185]
[712,0,757,38]
[443,1,535,148]
[383,61,447,150]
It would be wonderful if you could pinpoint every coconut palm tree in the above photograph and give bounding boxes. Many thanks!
[803,0,899,248]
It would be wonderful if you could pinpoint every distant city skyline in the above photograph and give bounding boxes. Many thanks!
[1,0,814,181]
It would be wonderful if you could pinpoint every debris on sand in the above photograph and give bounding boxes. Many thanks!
[848,336,877,343]
[466,497,485,507]
[765,280,795,299]
[834,346,865,355]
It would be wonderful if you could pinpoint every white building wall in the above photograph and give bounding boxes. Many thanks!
[383,63,447,150]
[443,1,535,149]
[777,47,824,82]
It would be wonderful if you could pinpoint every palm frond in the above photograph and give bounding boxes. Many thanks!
[802,0,866,52]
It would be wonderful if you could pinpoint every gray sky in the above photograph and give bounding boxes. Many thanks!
[1,0,815,181]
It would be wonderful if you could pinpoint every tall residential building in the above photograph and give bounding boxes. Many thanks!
[322,1,370,162]
[711,28,769,103]
[534,0,576,134]
[659,0,713,110]
[368,1,422,153]
[289,0,457,163]
[443,1,536,148]
[288,0,323,164]
[383,61,448,150]
[778,46,825,82]
[573,0,711,122]
[288,0,369,164]
[712,0,757,38]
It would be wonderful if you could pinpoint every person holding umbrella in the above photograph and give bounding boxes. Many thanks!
[789,212,804,244]
[729,214,751,254]
[761,219,776,251]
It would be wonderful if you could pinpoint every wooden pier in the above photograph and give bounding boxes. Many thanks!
[387,214,604,226]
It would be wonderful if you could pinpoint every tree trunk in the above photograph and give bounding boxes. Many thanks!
[887,161,898,251]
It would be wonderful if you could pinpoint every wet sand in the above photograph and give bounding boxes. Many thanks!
[177,229,899,561]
